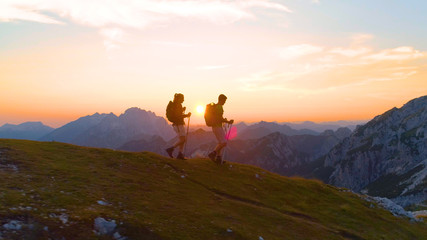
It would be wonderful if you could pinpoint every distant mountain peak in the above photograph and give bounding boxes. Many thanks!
[121,107,157,118]
[0,121,54,140]
[124,107,144,113]
[193,128,207,134]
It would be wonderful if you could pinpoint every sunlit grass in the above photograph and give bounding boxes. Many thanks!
[0,139,425,239]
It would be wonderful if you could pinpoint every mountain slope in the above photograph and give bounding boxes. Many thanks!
[324,95,427,206]
[0,122,54,140]
[184,130,347,176]
[226,132,343,176]
[0,139,425,239]
[119,134,167,155]
[237,121,319,140]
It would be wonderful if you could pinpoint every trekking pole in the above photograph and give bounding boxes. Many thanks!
[183,115,191,157]
[221,122,233,164]
[226,123,233,140]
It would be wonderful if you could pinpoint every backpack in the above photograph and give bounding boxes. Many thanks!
[204,103,218,127]
[166,101,179,123]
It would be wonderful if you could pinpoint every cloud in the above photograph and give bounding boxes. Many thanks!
[279,44,324,60]
[241,1,292,13]
[351,34,374,45]
[241,38,427,92]
[0,4,63,24]
[238,72,286,91]
[363,46,424,61]
[0,0,291,27]
[99,28,125,51]
[330,47,371,57]
[0,0,292,50]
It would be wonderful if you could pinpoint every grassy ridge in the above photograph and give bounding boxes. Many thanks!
[0,139,425,239]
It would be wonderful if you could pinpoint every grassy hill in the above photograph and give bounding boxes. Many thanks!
[0,139,425,239]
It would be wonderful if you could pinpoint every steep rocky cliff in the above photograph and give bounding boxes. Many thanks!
[324,95,427,206]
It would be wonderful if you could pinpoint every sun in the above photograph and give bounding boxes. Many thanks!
[196,105,205,115]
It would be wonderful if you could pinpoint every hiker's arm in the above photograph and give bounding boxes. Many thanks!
[222,118,233,124]
[181,106,191,118]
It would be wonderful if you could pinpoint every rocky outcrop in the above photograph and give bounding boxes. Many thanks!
[324,95,427,205]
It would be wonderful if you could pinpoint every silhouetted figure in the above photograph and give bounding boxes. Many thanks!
[165,93,191,159]
[207,94,234,164]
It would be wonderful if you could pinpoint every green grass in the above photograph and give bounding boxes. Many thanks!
[0,139,426,239]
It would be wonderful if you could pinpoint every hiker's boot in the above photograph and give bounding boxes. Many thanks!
[166,147,174,158]
[208,151,217,162]
[176,152,186,160]
[215,156,223,165]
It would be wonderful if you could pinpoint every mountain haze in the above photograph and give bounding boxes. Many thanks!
[0,122,54,140]
[284,121,364,132]
[237,121,319,140]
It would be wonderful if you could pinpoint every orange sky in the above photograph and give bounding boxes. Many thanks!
[1,1,427,128]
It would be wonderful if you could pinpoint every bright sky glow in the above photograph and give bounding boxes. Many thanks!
[1,0,427,127]
[196,105,205,115]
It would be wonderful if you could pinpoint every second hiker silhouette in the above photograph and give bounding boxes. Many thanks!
[206,94,234,164]
[165,93,191,160]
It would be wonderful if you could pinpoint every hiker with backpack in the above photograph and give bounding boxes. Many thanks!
[165,93,191,160]
[205,94,234,164]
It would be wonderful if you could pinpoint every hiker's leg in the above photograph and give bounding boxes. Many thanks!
[172,125,186,155]
[166,124,181,157]
[173,136,185,149]
[212,126,227,156]
[209,126,226,160]
[177,136,186,152]
[214,142,226,154]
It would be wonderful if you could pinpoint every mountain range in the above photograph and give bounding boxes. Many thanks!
[283,120,364,132]
[227,129,351,176]
[40,108,175,149]
[174,128,351,176]
[0,122,54,140]
[235,121,319,140]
